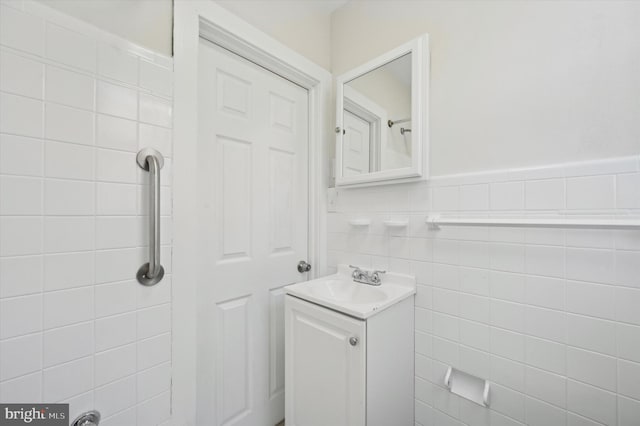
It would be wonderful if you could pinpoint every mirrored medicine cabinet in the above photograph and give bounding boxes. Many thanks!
[335,34,429,187]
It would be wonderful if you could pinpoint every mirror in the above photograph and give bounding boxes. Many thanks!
[343,53,411,176]
[336,35,429,186]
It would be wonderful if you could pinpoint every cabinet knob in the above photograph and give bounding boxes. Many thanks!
[349,336,359,346]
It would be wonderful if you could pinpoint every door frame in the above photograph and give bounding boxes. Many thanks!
[172,2,331,425]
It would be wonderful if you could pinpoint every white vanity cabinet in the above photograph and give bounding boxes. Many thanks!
[284,295,414,426]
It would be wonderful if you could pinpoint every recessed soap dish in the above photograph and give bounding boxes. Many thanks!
[383,219,408,228]
[444,366,490,407]
[348,218,371,226]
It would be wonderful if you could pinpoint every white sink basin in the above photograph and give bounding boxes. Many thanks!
[284,265,416,319]
[308,279,387,304]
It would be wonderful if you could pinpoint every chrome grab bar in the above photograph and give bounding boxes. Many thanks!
[136,148,165,286]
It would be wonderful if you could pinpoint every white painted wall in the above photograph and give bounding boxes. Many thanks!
[331,0,640,176]
[37,0,640,174]
[215,0,343,69]
[35,0,173,55]
[35,0,341,69]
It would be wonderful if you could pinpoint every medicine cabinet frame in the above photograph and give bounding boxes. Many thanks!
[335,34,429,187]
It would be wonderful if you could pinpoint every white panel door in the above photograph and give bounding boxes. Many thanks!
[342,110,371,176]
[285,296,366,426]
[197,39,309,426]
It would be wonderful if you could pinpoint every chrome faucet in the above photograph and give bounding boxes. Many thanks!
[349,265,386,286]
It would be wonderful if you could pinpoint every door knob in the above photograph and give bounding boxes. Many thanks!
[349,337,359,346]
[297,260,311,273]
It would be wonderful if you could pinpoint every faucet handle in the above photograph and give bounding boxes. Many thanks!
[348,265,364,274]
[348,265,363,280]
[371,270,386,284]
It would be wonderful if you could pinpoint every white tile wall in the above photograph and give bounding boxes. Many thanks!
[329,155,640,426]
[0,1,173,424]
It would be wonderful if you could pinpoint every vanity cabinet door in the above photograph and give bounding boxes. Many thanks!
[285,296,366,426]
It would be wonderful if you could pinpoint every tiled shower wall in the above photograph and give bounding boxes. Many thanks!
[0,2,173,425]
[328,156,640,426]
